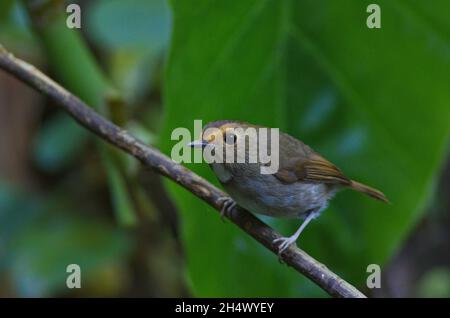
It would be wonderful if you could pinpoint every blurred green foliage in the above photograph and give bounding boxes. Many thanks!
[162,0,450,296]
[0,0,172,296]
[417,268,450,298]
[0,183,131,297]
[86,0,171,103]
[87,0,171,52]
[33,113,89,173]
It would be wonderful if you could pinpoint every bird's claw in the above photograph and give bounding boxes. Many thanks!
[217,197,237,221]
[273,236,297,260]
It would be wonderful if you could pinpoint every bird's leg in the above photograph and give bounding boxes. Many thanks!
[273,210,318,257]
[217,197,237,221]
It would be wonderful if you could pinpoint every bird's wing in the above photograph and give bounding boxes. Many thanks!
[275,138,351,185]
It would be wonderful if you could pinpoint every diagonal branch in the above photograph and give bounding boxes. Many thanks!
[0,45,366,298]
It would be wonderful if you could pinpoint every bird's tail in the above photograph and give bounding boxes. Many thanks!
[349,180,389,203]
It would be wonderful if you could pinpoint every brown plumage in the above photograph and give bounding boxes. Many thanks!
[274,135,389,203]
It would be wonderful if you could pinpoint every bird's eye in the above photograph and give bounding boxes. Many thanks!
[224,133,237,145]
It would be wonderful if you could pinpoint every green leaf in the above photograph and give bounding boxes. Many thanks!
[162,0,450,296]
[102,147,138,227]
[0,0,16,20]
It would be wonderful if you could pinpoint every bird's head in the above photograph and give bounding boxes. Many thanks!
[188,120,258,163]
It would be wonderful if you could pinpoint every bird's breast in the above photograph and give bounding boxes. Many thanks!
[211,163,233,183]
[222,172,332,218]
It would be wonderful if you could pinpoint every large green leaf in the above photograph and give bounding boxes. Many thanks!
[162,0,450,296]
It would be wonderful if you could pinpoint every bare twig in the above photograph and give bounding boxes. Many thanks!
[0,45,366,298]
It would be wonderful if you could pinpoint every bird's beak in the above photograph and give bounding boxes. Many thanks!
[187,139,208,148]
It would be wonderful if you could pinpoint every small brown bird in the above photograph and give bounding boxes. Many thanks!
[189,120,388,255]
